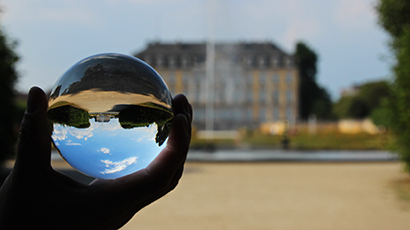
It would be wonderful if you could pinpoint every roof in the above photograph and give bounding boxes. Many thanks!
[134,41,294,69]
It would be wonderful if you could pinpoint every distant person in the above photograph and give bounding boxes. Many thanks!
[0,87,192,230]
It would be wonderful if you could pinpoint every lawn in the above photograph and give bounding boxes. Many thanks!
[190,131,396,150]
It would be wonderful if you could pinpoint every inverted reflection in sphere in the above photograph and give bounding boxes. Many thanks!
[48,53,173,179]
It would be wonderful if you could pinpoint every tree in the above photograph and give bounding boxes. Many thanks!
[295,42,333,120]
[357,81,390,110]
[0,26,19,166]
[333,80,390,119]
[377,0,410,170]
[370,98,394,128]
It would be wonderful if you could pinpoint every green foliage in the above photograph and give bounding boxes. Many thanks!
[370,98,395,127]
[119,105,173,146]
[47,105,91,129]
[333,80,390,119]
[377,0,410,39]
[388,29,410,170]
[0,26,19,164]
[295,42,333,120]
[358,81,391,109]
[118,105,173,129]
[377,0,410,170]
[333,96,368,119]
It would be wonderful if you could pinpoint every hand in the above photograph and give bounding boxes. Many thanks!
[0,87,192,230]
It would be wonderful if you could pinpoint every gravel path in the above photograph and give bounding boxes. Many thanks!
[122,162,410,230]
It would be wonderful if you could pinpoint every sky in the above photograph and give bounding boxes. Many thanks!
[1,0,391,100]
[53,119,162,179]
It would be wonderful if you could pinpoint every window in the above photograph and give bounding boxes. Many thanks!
[181,56,188,68]
[260,90,266,103]
[260,71,267,84]
[247,57,255,67]
[247,108,253,121]
[217,91,224,103]
[247,89,253,103]
[224,109,231,120]
[264,56,269,68]
[183,72,189,84]
[156,56,163,67]
[273,72,279,84]
[286,90,293,104]
[234,108,242,121]
[195,109,204,121]
[286,57,293,68]
[259,108,266,122]
[234,87,243,103]
[215,109,221,120]
[195,89,200,103]
[194,72,202,84]
[286,107,292,121]
[286,72,292,83]
[169,56,176,68]
[271,56,279,68]
[258,57,265,68]
[169,72,175,84]
[247,72,253,85]
[273,90,279,105]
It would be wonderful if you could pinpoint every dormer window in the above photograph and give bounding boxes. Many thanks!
[285,57,292,68]
[271,55,279,68]
[156,55,163,68]
[258,56,265,68]
[182,56,188,68]
[169,56,176,68]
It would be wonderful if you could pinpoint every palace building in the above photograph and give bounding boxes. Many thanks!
[134,41,298,130]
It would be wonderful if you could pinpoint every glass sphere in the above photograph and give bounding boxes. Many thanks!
[48,53,173,179]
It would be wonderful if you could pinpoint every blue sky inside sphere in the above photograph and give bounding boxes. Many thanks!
[52,119,165,179]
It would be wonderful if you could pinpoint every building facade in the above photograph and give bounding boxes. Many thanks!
[135,42,298,130]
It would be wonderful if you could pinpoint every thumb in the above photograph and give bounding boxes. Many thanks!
[14,87,52,176]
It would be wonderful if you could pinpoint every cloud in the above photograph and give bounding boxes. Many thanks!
[69,128,94,141]
[65,142,82,146]
[130,124,158,143]
[133,137,144,143]
[93,119,122,131]
[101,157,138,174]
[99,147,110,154]
[52,125,68,141]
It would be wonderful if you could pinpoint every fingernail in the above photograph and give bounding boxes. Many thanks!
[26,88,39,113]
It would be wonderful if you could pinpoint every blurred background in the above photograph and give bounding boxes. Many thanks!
[1,0,410,229]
